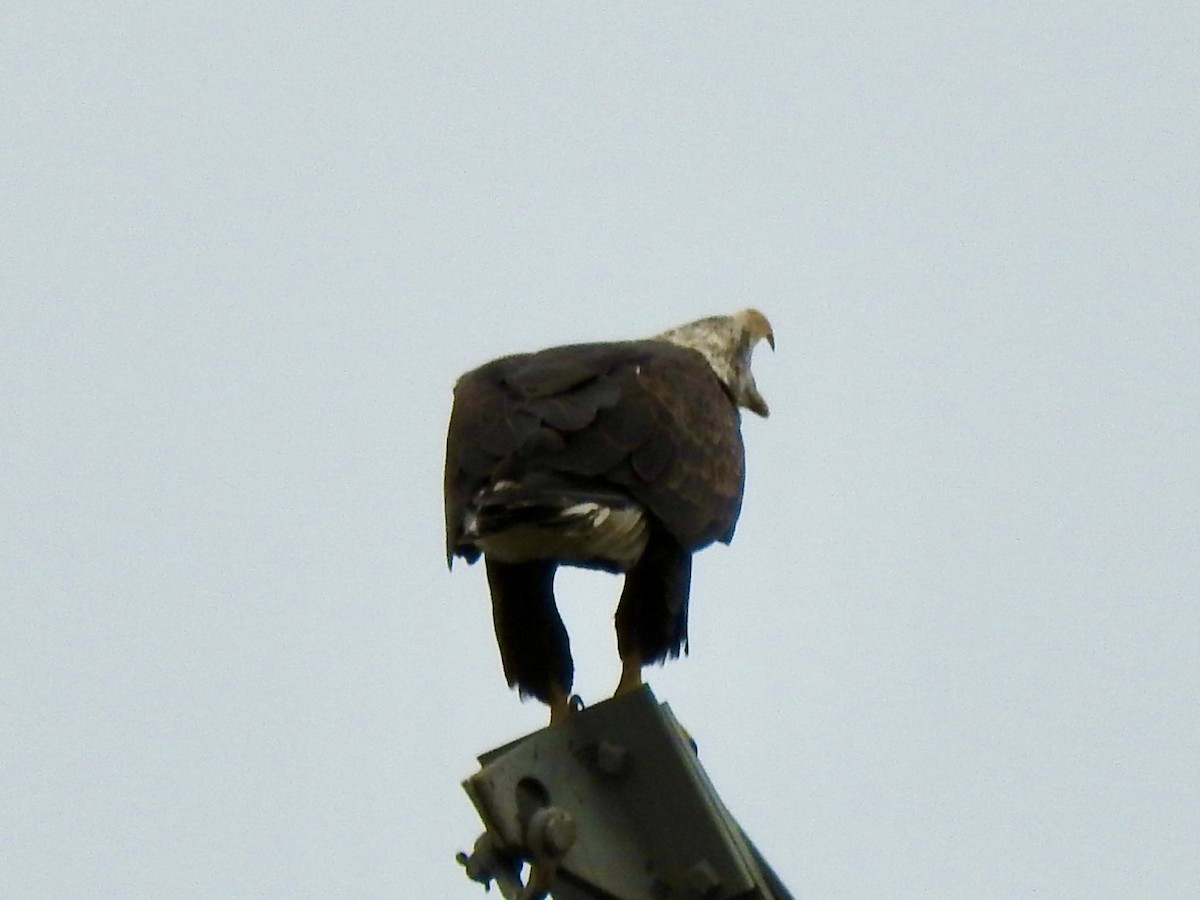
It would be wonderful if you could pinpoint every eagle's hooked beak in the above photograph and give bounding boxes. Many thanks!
[750,320,772,416]
[734,308,773,417]
[736,308,775,352]
[746,386,770,418]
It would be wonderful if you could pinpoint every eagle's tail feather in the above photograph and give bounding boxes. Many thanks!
[463,478,647,571]
[466,479,634,533]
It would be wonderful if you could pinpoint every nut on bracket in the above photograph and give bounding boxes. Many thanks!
[526,805,577,860]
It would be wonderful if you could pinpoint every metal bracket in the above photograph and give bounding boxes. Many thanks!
[458,686,795,899]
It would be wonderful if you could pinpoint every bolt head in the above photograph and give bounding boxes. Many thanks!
[527,806,577,858]
[596,740,630,776]
[683,859,723,898]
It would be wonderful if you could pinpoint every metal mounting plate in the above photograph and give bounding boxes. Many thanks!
[460,687,794,900]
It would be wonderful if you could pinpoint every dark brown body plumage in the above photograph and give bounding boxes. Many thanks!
[444,338,747,706]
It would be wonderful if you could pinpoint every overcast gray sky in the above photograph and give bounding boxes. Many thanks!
[3,4,1198,898]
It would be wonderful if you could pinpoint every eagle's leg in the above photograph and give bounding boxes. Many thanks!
[547,685,573,725]
[614,653,644,696]
[612,531,691,698]
[485,558,576,727]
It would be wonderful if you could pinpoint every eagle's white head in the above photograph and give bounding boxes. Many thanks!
[654,308,775,417]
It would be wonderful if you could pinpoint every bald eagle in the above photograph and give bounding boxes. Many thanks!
[444,309,773,724]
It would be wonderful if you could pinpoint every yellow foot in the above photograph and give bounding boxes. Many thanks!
[547,688,574,727]
[613,660,643,698]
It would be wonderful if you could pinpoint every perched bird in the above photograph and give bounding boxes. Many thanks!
[444,309,773,724]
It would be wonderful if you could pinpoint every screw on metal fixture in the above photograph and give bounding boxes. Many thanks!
[595,740,630,777]
[526,806,577,860]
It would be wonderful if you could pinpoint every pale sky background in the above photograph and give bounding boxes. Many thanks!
[3,4,1198,898]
